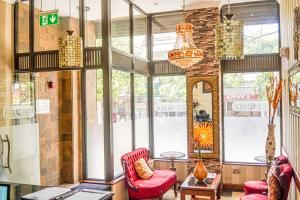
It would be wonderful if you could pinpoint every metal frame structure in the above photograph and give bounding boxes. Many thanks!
[12,0,283,183]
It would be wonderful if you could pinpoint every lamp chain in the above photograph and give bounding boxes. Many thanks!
[228,0,231,14]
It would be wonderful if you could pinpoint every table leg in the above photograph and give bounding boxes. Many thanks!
[210,191,216,200]
[180,191,186,200]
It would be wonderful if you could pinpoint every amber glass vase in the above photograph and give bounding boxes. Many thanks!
[194,159,208,181]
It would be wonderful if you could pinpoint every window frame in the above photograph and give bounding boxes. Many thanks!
[151,74,188,160]
[221,70,283,165]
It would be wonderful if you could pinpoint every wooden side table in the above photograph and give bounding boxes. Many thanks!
[180,173,222,200]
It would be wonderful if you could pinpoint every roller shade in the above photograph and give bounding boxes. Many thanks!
[222,0,279,25]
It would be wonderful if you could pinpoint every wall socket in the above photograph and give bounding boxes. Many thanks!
[233,169,241,174]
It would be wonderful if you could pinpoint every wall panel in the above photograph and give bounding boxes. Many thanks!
[280,0,300,198]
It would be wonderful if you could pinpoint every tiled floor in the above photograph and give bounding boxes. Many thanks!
[158,189,244,200]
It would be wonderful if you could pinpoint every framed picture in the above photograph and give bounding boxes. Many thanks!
[203,82,212,93]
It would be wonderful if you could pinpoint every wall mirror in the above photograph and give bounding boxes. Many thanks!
[289,62,300,115]
[187,75,219,159]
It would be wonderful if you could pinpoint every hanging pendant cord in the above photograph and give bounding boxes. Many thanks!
[40,0,43,11]
[69,0,71,17]
[183,0,186,11]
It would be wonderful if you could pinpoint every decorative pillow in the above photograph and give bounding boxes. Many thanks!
[134,158,153,180]
[268,165,282,200]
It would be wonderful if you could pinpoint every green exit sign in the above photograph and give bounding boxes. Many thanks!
[40,13,59,26]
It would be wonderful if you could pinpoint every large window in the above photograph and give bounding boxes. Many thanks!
[111,0,130,53]
[152,14,184,60]
[153,76,187,157]
[85,70,105,179]
[85,0,102,47]
[223,72,281,163]
[134,74,149,149]
[133,8,147,59]
[112,70,132,176]
[244,23,279,55]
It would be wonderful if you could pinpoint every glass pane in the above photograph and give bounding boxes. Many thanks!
[134,74,149,149]
[18,1,30,53]
[244,23,279,55]
[34,0,80,51]
[85,0,102,47]
[111,0,130,53]
[85,70,105,179]
[112,70,132,176]
[133,8,147,59]
[153,76,187,158]
[152,14,184,60]
[223,72,281,163]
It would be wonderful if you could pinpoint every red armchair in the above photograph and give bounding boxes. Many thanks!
[121,148,177,200]
[243,156,289,195]
[240,163,294,200]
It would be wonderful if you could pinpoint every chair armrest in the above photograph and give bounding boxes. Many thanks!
[122,160,138,192]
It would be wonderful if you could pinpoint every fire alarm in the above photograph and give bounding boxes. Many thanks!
[47,81,56,89]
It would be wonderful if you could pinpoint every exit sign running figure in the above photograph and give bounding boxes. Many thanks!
[40,12,59,26]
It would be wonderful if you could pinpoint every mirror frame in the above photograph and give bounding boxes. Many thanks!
[187,75,219,159]
[288,61,300,114]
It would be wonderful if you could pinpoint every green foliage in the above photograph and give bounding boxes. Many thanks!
[153,76,186,102]
[244,24,279,55]
[223,73,245,88]
[252,72,275,100]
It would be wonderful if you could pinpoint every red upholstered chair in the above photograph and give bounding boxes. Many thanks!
[243,155,289,195]
[121,148,177,200]
[240,163,294,200]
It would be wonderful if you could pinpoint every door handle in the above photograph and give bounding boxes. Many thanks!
[0,135,12,174]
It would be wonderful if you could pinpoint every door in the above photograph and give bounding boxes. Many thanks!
[0,124,40,185]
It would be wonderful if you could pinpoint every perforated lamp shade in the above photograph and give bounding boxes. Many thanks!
[168,23,203,69]
[59,30,83,68]
[216,14,244,60]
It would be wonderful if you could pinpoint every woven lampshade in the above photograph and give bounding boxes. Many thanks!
[216,14,244,60]
[168,23,203,70]
[59,30,83,68]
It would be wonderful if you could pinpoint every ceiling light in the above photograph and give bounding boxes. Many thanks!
[216,0,244,60]
[168,0,204,70]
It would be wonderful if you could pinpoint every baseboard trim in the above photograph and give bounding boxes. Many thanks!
[223,183,244,190]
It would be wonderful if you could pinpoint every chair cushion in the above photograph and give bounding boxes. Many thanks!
[240,194,268,200]
[129,170,177,199]
[244,181,268,195]
[121,148,150,184]
[134,158,153,180]
[279,164,294,200]
[275,155,288,165]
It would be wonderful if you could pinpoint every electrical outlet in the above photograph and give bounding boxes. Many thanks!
[233,169,241,174]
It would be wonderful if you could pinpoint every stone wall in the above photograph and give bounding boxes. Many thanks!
[185,7,222,173]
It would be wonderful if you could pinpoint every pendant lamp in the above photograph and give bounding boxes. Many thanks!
[58,0,83,68]
[216,0,244,60]
[168,0,203,69]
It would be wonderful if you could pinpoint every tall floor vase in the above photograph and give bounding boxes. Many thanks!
[265,124,276,171]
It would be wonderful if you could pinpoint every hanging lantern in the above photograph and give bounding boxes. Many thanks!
[216,2,244,60]
[168,23,204,69]
[59,30,83,68]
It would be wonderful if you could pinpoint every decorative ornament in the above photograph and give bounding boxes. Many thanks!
[265,76,282,171]
[280,47,289,59]
[167,0,203,69]
[216,0,244,60]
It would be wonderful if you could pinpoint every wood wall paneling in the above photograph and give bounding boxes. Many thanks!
[280,0,300,198]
